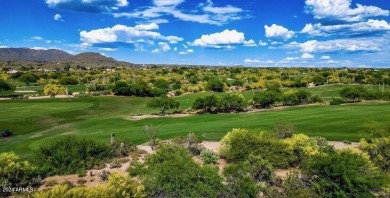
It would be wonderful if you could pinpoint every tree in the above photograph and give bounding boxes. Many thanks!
[0,79,14,91]
[143,125,159,150]
[219,93,247,112]
[296,90,311,104]
[206,77,224,92]
[192,95,219,113]
[282,91,299,106]
[43,84,66,98]
[139,144,224,197]
[153,79,170,90]
[272,121,295,139]
[112,81,129,95]
[253,91,280,108]
[147,96,179,114]
[59,76,79,95]
[339,86,367,102]
[19,73,37,86]
[59,76,78,85]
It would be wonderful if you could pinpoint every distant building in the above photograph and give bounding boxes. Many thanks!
[7,69,19,74]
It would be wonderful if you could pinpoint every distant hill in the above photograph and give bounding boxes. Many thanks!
[67,52,116,63]
[0,48,72,61]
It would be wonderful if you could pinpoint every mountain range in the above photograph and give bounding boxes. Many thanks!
[0,48,117,63]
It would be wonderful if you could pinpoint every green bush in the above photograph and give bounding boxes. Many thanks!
[0,152,39,196]
[219,129,295,168]
[223,162,258,198]
[0,79,14,91]
[329,97,344,105]
[206,77,224,92]
[35,136,112,175]
[200,149,218,164]
[110,138,137,157]
[360,137,390,172]
[339,86,367,102]
[303,150,386,197]
[140,144,224,197]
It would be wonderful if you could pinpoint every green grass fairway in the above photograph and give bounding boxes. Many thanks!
[1,91,390,159]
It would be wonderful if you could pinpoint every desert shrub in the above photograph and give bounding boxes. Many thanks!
[34,173,145,198]
[362,120,390,138]
[219,129,295,168]
[303,150,386,198]
[246,155,276,184]
[77,169,86,177]
[200,149,218,164]
[329,97,344,105]
[140,144,224,197]
[283,134,320,166]
[223,162,258,198]
[128,162,146,177]
[35,136,112,175]
[296,90,312,104]
[109,159,121,169]
[110,138,136,157]
[272,122,295,139]
[339,86,367,102]
[76,179,87,185]
[172,133,204,155]
[313,136,328,147]
[99,170,110,181]
[360,137,390,172]
[282,172,319,198]
[282,91,300,106]
[309,95,323,103]
[0,152,39,196]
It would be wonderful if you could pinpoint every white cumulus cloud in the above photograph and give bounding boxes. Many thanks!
[264,24,295,41]
[54,14,62,21]
[134,23,159,31]
[301,19,390,37]
[79,24,183,48]
[301,53,314,59]
[191,29,254,48]
[305,0,389,22]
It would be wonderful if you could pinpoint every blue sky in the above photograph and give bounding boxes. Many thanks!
[1,0,390,67]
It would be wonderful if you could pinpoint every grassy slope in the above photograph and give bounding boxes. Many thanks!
[1,84,390,159]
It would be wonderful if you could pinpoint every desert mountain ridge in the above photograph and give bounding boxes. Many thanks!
[0,48,118,64]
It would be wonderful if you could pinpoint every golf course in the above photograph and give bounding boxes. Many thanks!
[1,84,389,159]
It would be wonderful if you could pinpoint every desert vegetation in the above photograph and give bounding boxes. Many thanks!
[1,66,390,197]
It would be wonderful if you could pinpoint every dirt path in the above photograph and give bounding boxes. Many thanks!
[128,113,193,120]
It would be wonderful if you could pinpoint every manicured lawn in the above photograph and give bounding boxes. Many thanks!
[1,91,389,160]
